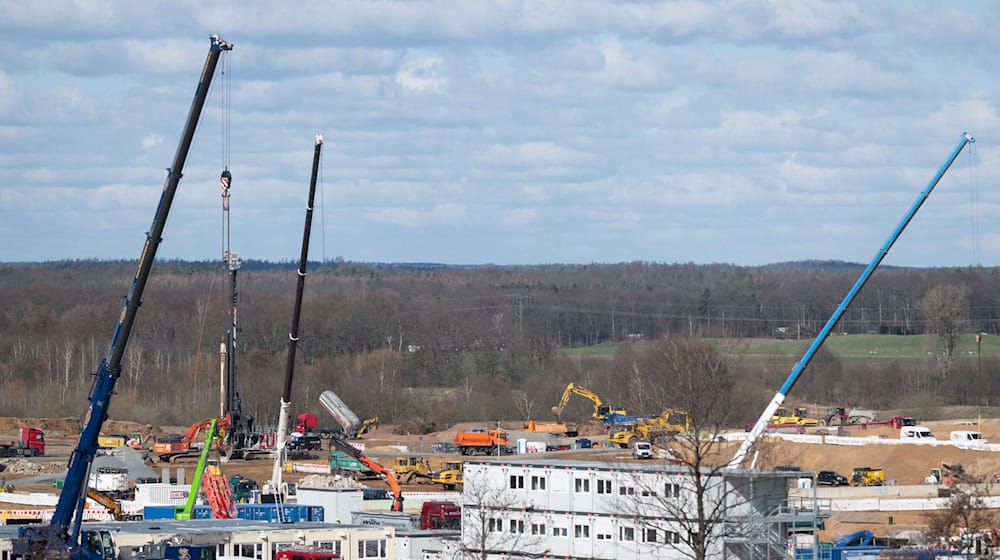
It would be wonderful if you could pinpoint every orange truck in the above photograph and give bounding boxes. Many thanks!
[453,429,508,456]
[524,421,579,437]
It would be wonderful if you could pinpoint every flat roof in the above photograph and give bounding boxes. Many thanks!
[463,457,812,478]
[0,519,379,541]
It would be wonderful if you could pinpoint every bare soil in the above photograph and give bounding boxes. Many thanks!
[3,416,1000,541]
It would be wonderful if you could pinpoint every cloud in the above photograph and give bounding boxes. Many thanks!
[141,133,163,150]
[395,56,447,93]
[478,142,593,168]
[363,203,467,227]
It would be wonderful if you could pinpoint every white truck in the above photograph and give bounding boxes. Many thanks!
[900,426,934,440]
[950,430,987,443]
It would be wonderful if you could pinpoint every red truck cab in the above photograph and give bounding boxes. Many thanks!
[295,413,319,434]
[420,500,461,530]
[0,427,44,457]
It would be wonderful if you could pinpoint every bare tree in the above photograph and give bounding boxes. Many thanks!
[615,336,748,560]
[924,469,995,552]
[459,470,547,559]
[512,390,535,422]
[920,284,969,376]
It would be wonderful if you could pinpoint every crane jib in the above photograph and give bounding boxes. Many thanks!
[11,35,233,560]
[730,132,974,470]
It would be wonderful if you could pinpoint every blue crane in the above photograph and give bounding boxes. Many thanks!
[12,35,233,560]
[729,132,975,469]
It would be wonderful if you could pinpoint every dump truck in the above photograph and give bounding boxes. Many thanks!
[453,429,508,456]
[432,461,464,490]
[320,390,361,437]
[524,421,579,437]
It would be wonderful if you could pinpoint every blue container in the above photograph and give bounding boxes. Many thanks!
[308,506,324,522]
[143,505,178,520]
[193,505,212,519]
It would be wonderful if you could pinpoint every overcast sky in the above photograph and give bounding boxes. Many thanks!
[1,1,998,266]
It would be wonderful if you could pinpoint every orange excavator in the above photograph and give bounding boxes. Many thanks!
[153,415,232,463]
[329,436,403,512]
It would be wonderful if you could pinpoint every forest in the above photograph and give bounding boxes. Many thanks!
[0,259,998,429]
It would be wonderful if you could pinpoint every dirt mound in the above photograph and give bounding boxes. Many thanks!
[0,417,80,437]
[101,420,168,441]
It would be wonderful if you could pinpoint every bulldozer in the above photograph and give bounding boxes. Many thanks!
[393,456,434,485]
[850,467,885,487]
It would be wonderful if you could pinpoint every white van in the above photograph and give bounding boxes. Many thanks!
[900,425,935,440]
[632,441,653,459]
[950,430,987,443]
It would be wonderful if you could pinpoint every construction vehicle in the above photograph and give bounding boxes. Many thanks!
[822,407,878,426]
[851,467,885,487]
[10,35,231,560]
[228,474,259,504]
[551,383,626,422]
[609,421,669,448]
[267,135,324,503]
[524,420,579,437]
[353,416,381,438]
[87,467,130,499]
[85,488,142,522]
[153,415,231,463]
[96,432,143,449]
[329,436,403,512]
[320,390,362,437]
[176,417,226,520]
[0,427,45,457]
[432,461,464,490]
[648,409,691,433]
[330,450,374,479]
[771,407,818,427]
[295,413,319,434]
[393,457,434,485]
[929,463,968,486]
[453,429,508,456]
[419,501,461,530]
[730,133,976,469]
[288,432,323,451]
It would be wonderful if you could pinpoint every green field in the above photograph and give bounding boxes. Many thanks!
[562,333,1000,364]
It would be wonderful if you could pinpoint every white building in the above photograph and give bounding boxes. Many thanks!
[0,519,395,560]
[459,458,829,560]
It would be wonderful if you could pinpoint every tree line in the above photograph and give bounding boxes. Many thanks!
[0,260,997,429]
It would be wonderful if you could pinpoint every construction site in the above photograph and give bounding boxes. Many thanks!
[0,29,996,560]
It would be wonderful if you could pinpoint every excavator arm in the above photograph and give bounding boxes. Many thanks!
[329,437,403,512]
[551,383,606,420]
[357,456,404,512]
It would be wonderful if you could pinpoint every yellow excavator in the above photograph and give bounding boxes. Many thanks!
[86,489,142,522]
[551,383,626,421]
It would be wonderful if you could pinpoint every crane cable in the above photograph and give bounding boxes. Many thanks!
[192,48,231,402]
[319,142,327,263]
[967,141,980,266]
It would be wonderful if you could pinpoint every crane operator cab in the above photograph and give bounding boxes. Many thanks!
[83,529,116,559]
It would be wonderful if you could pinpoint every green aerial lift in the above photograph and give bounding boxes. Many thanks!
[175,417,225,520]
